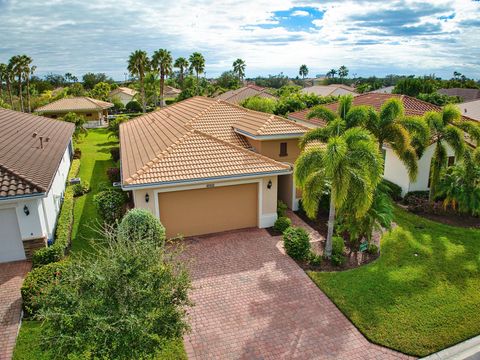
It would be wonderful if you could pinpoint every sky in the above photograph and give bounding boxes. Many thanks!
[0,0,479,80]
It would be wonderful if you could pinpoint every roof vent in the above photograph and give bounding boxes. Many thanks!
[464,108,467,113]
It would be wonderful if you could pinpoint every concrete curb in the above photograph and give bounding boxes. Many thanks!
[421,335,480,360]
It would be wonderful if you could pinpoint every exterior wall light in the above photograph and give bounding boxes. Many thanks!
[267,180,272,189]
[23,205,30,216]
[145,193,150,203]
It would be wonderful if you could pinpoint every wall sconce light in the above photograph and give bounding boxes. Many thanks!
[267,180,272,189]
[145,193,150,203]
[23,205,30,216]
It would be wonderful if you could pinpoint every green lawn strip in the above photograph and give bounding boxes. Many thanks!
[309,207,480,357]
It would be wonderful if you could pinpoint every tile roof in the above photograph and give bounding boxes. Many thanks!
[288,93,440,126]
[370,86,395,94]
[36,97,114,113]
[438,88,480,102]
[301,84,357,97]
[457,99,480,122]
[110,87,137,97]
[120,97,304,186]
[164,85,181,96]
[215,85,277,104]
[0,109,75,198]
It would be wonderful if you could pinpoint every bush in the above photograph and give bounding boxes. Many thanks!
[277,200,288,217]
[72,180,90,197]
[403,192,430,213]
[274,216,292,233]
[126,100,142,112]
[106,167,120,183]
[110,147,120,162]
[332,236,345,256]
[165,99,176,105]
[118,209,166,244]
[73,148,81,159]
[382,179,403,201]
[283,226,311,260]
[308,251,323,266]
[403,191,429,203]
[21,261,71,317]
[331,254,346,266]
[368,243,379,254]
[94,189,126,224]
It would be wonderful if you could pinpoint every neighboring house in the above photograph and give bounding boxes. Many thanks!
[456,99,480,122]
[215,85,278,105]
[288,93,475,196]
[109,87,137,106]
[438,88,480,102]
[0,109,74,263]
[36,97,114,127]
[301,84,357,97]
[371,86,395,94]
[164,85,181,98]
[120,97,308,238]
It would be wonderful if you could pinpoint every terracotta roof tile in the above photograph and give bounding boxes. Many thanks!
[0,109,75,197]
[36,97,113,113]
[215,85,277,104]
[110,87,137,97]
[301,85,357,97]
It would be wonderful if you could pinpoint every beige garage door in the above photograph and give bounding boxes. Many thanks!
[158,183,258,238]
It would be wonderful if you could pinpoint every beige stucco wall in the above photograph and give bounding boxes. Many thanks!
[247,138,301,164]
[44,110,102,120]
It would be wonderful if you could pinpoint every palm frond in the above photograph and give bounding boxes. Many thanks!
[337,95,353,120]
[396,146,419,181]
[294,149,324,187]
[443,125,465,158]
[379,98,404,126]
[299,127,331,149]
[454,120,480,144]
[383,123,410,153]
[307,106,337,123]
[442,104,461,124]
[345,105,370,128]
[302,170,328,219]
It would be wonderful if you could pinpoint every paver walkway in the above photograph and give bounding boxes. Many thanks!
[0,261,30,360]
[182,226,413,360]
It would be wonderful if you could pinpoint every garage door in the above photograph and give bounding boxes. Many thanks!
[0,208,25,263]
[158,183,258,238]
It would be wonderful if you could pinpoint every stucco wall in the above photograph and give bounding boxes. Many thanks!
[45,110,102,120]
[247,138,301,164]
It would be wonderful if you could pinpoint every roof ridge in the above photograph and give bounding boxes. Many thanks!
[0,163,46,192]
[185,98,219,126]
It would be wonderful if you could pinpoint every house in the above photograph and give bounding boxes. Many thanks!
[164,85,181,98]
[0,109,74,263]
[371,86,395,94]
[120,97,308,238]
[35,97,114,126]
[456,99,480,122]
[215,85,278,105]
[109,87,137,106]
[288,93,475,196]
[301,84,357,97]
[438,88,480,102]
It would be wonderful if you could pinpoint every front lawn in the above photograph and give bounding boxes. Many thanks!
[309,207,480,357]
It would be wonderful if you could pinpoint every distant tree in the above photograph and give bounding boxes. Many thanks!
[9,55,24,111]
[88,82,112,101]
[44,73,66,87]
[82,73,113,90]
[174,57,189,85]
[152,49,173,107]
[232,58,246,82]
[216,71,240,89]
[417,92,462,106]
[128,50,150,113]
[241,96,276,114]
[5,62,14,108]
[326,69,337,79]
[66,82,85,97]
[0,63,6,99]
[338,65,349,83]
[189,52,205,95]
[21,55,35,112]
[64,73,74,83]
[254,73,289,89]
[393,77,438,97]
[299,64,309,81]
[62,112,86,139]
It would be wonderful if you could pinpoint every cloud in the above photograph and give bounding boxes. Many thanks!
[0,0,478,79]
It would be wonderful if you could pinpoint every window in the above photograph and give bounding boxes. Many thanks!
[447,156,455,167]
[51,115,58,119]
[86,113,93,117]
[279,142,288,157]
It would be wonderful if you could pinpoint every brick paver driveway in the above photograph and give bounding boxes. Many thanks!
[0,261,30,360]
[183,228,412,360]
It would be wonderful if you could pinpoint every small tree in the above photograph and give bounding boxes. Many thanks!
[107,114,129,138]
[241,96,276,114]
[62,112,86,139]
[118,208,166,244]
[299,64,309,81]
[88,81,111,101]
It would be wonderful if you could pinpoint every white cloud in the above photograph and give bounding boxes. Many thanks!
[291,10,310,16]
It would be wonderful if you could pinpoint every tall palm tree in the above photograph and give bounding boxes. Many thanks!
[152,49,173,107]
[189,52,205,95]
[0,63,6,99]
[326,69,336,79]
[174,57,189,85]
[338,65,349,84]
[128,50,150,113]
[424,104,480,201]
[299,64,308,81]
[21,55,34,112]
[9,56,25,111]
[5,62,14,109]
[232,58,246,82]
[306,95,428,181]
[295,124,384,257]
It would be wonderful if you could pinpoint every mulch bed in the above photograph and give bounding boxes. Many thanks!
[407,209,480,228]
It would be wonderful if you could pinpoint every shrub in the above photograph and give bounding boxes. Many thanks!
[110,147,120,162]
[21,261,71,317]
[72,180,90,197]
[126,100,142,112]
[277,200,288,217]
[331,254,346,266]
[165,99,176,105]
[118,209,166,244]
[403,191,429,203]
[368,243,379,254]
[274,216,291,233]
[283,226,310,260]
[94,189,126,224]
[308,251,323,266]
[382,179,403,201]
[332,236,345,256]
[106,167,120,183]
[73,148,81,159]
[403,192,431,213]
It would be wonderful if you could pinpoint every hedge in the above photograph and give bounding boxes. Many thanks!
[32,159,80,267]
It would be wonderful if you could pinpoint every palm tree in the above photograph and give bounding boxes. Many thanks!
[306,95,427,181]
[299,64,308,81]
[128,50,150,113]
[189,52,205,95]
[423,104,478,201]
[338,65,349,84]
[174,57,189,85]
[152,49,173,107]
[5,62,14,109]
[20,55,34,112]
[326,69,336,79]
[295,124,384,257]
[232,58,246,82]
[9,56,25,111]
[0,63,6,99]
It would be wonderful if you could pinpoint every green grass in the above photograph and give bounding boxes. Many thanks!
[14,129,187,360]
[309,207,480,357]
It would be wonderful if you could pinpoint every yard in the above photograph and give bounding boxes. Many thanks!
[13,129,186,360]
[309,207,480,357]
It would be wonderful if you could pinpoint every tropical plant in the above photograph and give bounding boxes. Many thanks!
[283,226,311,260]
[338,65,349,83]
[216,71,240,89]
[152,49,173,107]
[241,96,276,114]
[107,114,129,138]
[88,81,111,101]
[326,69,336,79]
[20,55,35,112]
[9,55,25,111]
[232,58,246,82]
[128,50,150,113]
[295,124,384,257]
[62,112,86,139]
[174,57,189,85]
[299,64,309,80]
[189,52,205,94]
[0,63,6,99]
